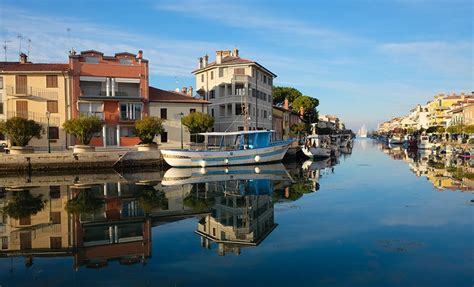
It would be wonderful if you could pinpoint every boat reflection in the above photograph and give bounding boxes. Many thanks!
[162,163,293,256]
[378,142,474,191]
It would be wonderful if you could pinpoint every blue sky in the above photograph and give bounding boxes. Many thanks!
[0,0,472,130]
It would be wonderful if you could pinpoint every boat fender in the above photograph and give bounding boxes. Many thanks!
[255,155,260,162]
[254,167,261,174]
[225,158,229,164]
[200,160,206,168]
[200,167,207,174]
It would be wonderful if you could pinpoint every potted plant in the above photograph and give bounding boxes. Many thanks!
[134,116,165,151]
[63,115,103,153]
[0,117,43,154]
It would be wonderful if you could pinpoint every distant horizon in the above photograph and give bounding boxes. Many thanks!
[1,0,471,131]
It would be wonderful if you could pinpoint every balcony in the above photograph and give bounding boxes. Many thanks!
[79,111,104,120]
[6,85,58,100]
[7,111,60,126]
[232,75,252,83]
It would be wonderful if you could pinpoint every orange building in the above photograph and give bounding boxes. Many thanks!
[69,50,149,147]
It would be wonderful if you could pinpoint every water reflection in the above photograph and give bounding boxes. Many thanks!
[0,159,342,272]
[378,142,473,191]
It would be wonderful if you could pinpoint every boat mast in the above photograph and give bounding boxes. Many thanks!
[243,80,250,131]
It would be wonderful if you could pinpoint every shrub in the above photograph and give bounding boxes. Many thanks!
[134,117,165,144]
[0,117,43,147]
[181,112,214,143]
[63,116,103,145]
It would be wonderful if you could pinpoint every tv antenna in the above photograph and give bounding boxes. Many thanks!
[174,76,179,90]
[67,27,71,50]
[27,38,31,57]
[3,40,12,62]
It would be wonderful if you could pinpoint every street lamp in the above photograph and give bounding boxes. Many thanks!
[179,112,184,149]
[45,111,51,153]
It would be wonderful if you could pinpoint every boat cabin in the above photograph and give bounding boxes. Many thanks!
[198,130,275,150]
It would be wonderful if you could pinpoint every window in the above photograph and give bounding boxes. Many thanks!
[78,102,103,118]
[210,71,214,80]
[120,103,142,120]
[0,76,3,89]
[211,108,214,117]
[49,186,61,198]
[161,132,168,143]
[0,103,3,115]
[160,108,167,119]
[209,90,215,99]
[190,108,196,114]
[263,75,267,84]
[1,237,7,249]
[201,74,204,82]
[235,104,242,116]
[50,212,61,224]
[120,126,135,137]
[227,104,232,116]
[235,84,245,96]
[219,68,224,77]
[85,57,99,63]
[234,68,245,75]
[46,75,58,88]
[47,100,58,113]
[50,237,62,249]
[264,110,267,118]
[20,216,31,225]
[119,58,132,65]
[238,126,244,131]
[268,78,272,86]
[48,127,59,140]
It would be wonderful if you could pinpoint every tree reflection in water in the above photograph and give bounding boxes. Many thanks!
[2,190,47,219]
[65,189,104,215]
[135,185,168,214]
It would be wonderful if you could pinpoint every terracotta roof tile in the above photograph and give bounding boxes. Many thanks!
[149,86,209,104]
[0,62,69,72]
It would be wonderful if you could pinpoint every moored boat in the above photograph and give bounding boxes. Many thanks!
[160,130,293,168]
[301,134,331,159]
[417,134,433,150]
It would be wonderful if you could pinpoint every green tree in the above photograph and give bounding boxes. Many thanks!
[447,125,463,134]
[293,95,319,123]
[135,186,168,214]
[290,122,310,136]
[2,190,47,219]
[181,112,214,143]
[65,190,104,215]
[134,117,165,144]
[272,86,303,105]
[0,117,43,147]
[63,116,103,145]
[464,125,474,134]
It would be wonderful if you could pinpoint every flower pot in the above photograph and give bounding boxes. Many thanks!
[137,143,158,152]
[9,146,35,155]
[73,145,95,153]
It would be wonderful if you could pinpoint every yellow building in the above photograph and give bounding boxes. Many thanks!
[0,54,70,151]
[427,93,472,128]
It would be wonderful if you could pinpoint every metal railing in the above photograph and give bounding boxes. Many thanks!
[7,111,60,126]
[6,85,58,100]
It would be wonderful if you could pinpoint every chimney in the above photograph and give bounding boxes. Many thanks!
[461,92,465,101]
[284,98,289,110]
[137,50,143,59]
[232,48,239,58]
[181,87,188,94]
[188,86,193,97]
[198,57,203,69]
[19,53,28,64]
[203,54,208,67]
[216,51,223,64]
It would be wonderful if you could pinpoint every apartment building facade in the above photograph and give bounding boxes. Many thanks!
[0,54,70,150]
[69,50,149,147]
[148,86,209,148]
[193,49,276,132]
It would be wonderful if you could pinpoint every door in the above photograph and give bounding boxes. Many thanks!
[15,75,27,94]
[106,126,117,146]
[20,232,32,250]
[16,100,28,118]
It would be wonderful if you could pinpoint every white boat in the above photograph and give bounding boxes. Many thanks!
[161,130,293,168]
[417,135,433,150]
[389,135,404,145]
[358,125,367,138]
[339,134,353,148]
[301,134,331,159]
[161,163,292,186]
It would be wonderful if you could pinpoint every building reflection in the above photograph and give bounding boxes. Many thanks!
[379,142,474,192]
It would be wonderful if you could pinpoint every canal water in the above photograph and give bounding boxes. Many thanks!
[0,139,472,286]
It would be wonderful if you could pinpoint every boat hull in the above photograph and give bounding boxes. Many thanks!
[301,146,331,158]
[161,142,291,167]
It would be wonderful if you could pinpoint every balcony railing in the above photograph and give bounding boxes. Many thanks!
[80,91,141,98]
[7,111,60,126]
[6,85,58,100]
[78,111,104,120]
